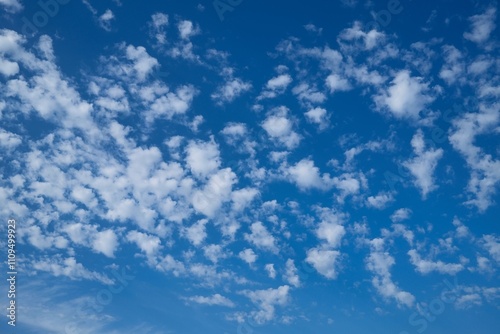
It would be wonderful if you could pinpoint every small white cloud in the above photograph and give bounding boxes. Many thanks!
[212,77,251,105]
[262,107,301,149]
[305,107,330,130]
[186,294,235,307]
[463,7,497,45]
[92,229,118,258]
[239,248,258,265]
[407,249,464,275]
[325,74,351,93]
[183,219,208,246]
[403,130,443,199]
[306,248,341,279]
[244,222,278,253]
[98,9,115,31]
[390,208,412,223]
[265,263,277,278]
[283,259,300,287]
[0,0,22,13]
[366,192,394,209]
[258,74,293,99]
[374,70,435,119]
[242,285,290,324]
[178,20,200,40]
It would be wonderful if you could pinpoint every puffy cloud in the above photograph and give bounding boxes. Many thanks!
[178,20,199,40]
[183,219,208,246]
[463,7,497,45]
[0,128,22,149]
[244,221,278,253]
[98,9,115,31]
[261,107,301,149]
[390,208,412,223]
[407,249,464,275]
[126,230,162,256]
[239,248,257,265]
[403,130,443,199]
[192,168,237,217]
[305,107,330,130]
[292,82,327,105]
[448,105,500,211]
[0,0,22,13]
[338,21,385,50]
[185,138,220,179]
[31,256,113,285]
[149,13,169,45]
[325,74,351,93]
[306,248,340,279]
[211,77,251,104]
[315,212,345,248]
[186,294,235,307]
[258,73,292,99]
[287,159,329,191]
[242,285,290,324]
[92,229,118,258]
[374,70,435,119]
[366,192,394,209]
[483,235,500,262]
[283,259,300,287]
[265,263,277,278]
[365,238,415,308]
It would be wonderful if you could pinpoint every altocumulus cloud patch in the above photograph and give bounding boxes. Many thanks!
[0,1,499,333]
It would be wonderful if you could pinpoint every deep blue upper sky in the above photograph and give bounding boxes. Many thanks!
[0,0,499,333]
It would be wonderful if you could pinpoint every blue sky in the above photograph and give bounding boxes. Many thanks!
[0,0,499,333]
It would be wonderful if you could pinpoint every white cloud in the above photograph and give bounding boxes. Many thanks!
[366,192,394,209]
[292,82,327,105]
[366,238,415,308]
[463,7,497,45]
[403,130,443,199]
[239,248,257,265]
[178,20,199,40]
[265,263,277,278]
[92,229,118,258]
[98,9,115,31]
[126,230,162,256]
[338,21,385,50]
[31,256,113,285]
[306,248,340,279]
[0,58,19,76]
[439,45,464,85]
[185,138,220,179]
[449,104,500,211]
[258,74,292,99]
[242,285,290,324]
[261,107,301,149]
[149,13,169,45]
[244,221,278,253]
[183,219,208,246]
[212,77,251,104]
[283,259,300,287]
[325,74,351,93]
[483,235,500,262]
[0,0,22,13]
[192,168,236,217]
[305,107,330,130]
[390,208,412,223]
[315,214,345,248]
[0,128,22,149]
[186,294,235,307]
[407,249,464,275]
[287,159,330,191]
[374,70,435,119]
